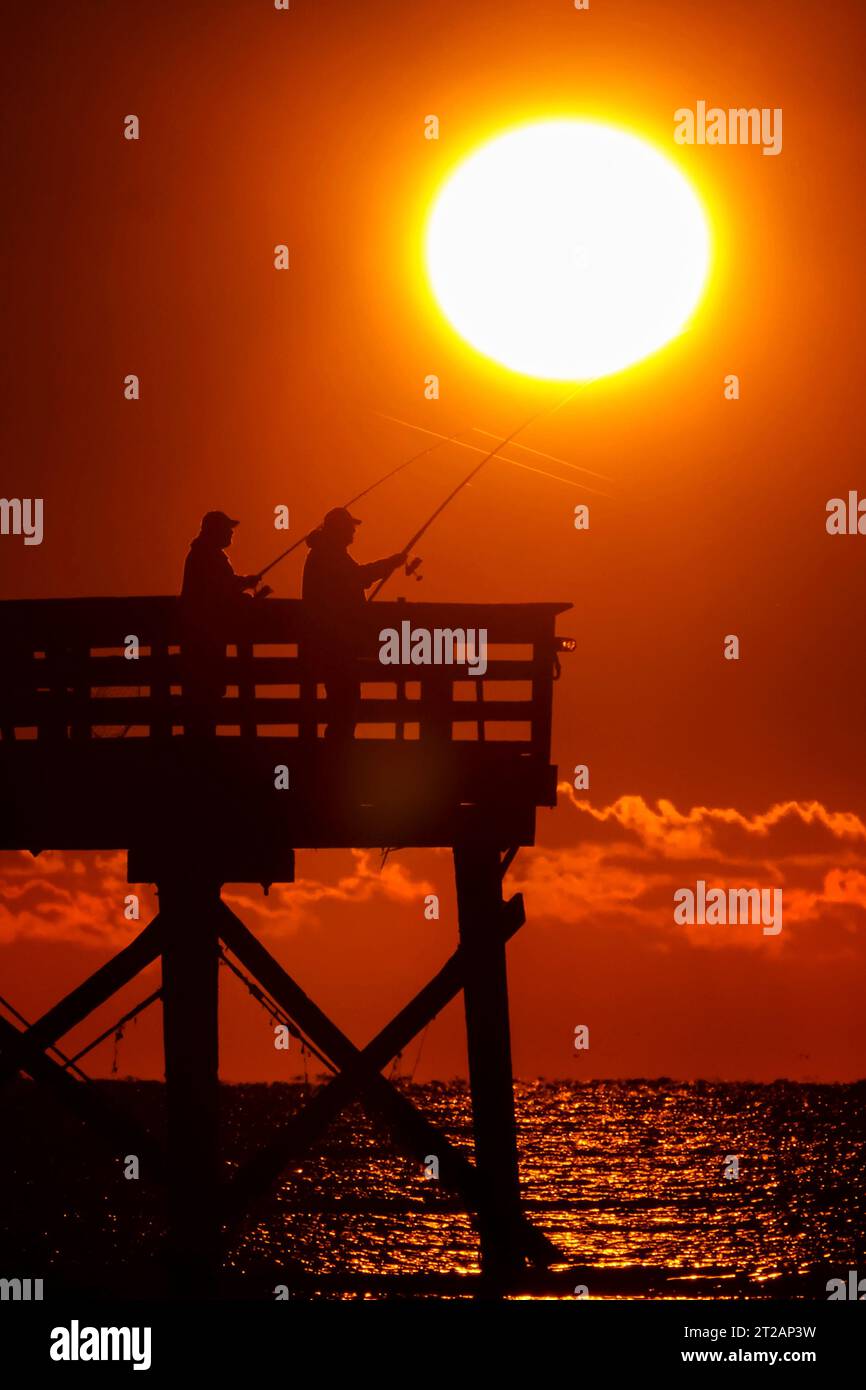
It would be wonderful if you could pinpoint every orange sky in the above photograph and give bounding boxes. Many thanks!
[2,0,865,1081]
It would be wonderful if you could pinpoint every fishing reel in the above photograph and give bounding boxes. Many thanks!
[404,555,423,582]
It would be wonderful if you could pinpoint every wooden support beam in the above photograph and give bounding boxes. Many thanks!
[454,843,526,1282]
[218,904,559,1267]
[224,893,525,1214]
[158,878,221,1297]
[0,1014,163,1174]
[219,905,489,1201]
[0,915,165,1088]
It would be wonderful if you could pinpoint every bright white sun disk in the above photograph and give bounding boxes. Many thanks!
[425,120,711,380]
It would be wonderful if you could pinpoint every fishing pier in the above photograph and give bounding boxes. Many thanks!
[0,593,573,1296]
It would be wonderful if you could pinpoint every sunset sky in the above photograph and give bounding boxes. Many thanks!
[2,0,865,1083]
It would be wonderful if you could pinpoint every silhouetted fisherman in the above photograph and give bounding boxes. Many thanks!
[180,510,271,735]
[302,507,405,740]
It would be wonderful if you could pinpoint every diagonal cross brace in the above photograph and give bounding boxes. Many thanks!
[0,915,166,1088]
[224,892,526,1210]
[218,903,561,1267]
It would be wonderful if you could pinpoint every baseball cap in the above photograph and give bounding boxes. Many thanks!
[322,507,361,529]
[201,510,239,530]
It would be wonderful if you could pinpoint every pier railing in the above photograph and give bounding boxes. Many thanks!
[0,597,572,859]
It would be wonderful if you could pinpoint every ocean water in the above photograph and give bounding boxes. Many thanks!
[4,1079,865,1298]
[226,1079,866,1297]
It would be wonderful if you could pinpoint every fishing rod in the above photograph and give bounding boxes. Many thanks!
[253,430,464,585]
[368,385,583,601]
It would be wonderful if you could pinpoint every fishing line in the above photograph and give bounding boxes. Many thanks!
[375,412,610,496]
[377,409,611,483]
[470,427,612,483]
[368,384,584,601]
[62,989,161,1070]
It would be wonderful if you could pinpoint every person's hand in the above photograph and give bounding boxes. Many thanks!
[253,584,274,599]
[390,551,408,572]
[239,574,260,591]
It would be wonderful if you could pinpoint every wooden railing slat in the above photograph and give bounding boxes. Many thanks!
[0,598,572,756]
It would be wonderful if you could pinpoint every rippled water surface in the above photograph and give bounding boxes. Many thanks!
[5,1079,865,1297]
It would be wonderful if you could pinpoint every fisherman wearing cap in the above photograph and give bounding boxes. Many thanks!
[181,511,265,609]
[180,511,271,735]
[303,507,405,740]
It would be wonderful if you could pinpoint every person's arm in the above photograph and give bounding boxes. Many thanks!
[214,554,254,607]
[358,552,407,587]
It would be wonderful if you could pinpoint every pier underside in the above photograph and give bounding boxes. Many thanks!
[0,595,573,1292]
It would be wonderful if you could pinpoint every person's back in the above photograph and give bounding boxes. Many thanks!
[182,535,245,633]
[301,507,405,739]
[180,510,261,734]
[302,530,368,641]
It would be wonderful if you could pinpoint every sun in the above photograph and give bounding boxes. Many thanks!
[425,119,711,381]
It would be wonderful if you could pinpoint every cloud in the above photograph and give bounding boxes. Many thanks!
[558,788,866,858]
[0,849,154,948]
[0,842,436,948]
[1,797,863,954]
[506,793,866,949]
[225,849,436,936]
